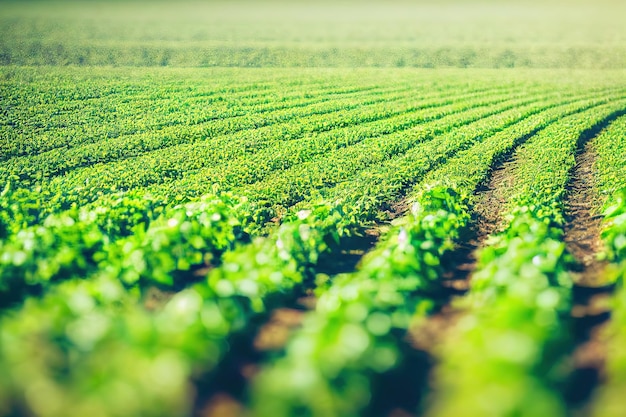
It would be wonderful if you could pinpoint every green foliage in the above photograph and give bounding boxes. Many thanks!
[602,189,626,264]
[0,210,108,309]
[0,197,364,417]
[590,192,626,417]
[430,208,574,417]
[0,191,252,310]
[0,277,206,417]
[423,103,626,417]
[109,192,253,288]
[203,201,355,312]
[0,65,625,417]
[251,185,470,417]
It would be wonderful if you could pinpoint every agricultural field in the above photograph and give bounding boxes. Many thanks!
[2,1,626,417]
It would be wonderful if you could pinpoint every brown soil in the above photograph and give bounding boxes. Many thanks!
[473,161,517,241]
[564,144,609,287]
[407,305,466,352]
[563,139,614,413]
[387,196,412,220]
[254,307,307,351]
[410,156,519,350]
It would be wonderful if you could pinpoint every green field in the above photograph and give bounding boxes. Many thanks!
[2,1,626,416]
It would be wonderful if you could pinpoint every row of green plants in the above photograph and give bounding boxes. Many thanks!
[2,83,552,237]
[156,87,580,206]
[3,84,422,184]
[158,85,523,190]
[243,93,613,417]
[0,191,254,309]
[251,186,471,417]
[297,90,612,215]
[2,78,373,155]
[593,188,626,417]
[428,207,575,417]
[3,88,595,413]
[3,68,524,165]
[11,86,532,220]
[2,68,626,417]
[2,70,418,158]
[586,114,626,417]
[2,72,358,159]
[425,101,626,417]
[216,90,558,208]
[0,191,370,416]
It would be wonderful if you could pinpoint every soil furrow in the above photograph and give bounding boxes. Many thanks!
[563,138,613,416]
[408,154,518,356]
[561,109,626,414]
[553,111,624,417]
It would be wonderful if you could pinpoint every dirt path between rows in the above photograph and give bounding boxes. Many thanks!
[563,140,613,415]
[409,151,517,353]
[564,143,608,288]
[406,152,519,417]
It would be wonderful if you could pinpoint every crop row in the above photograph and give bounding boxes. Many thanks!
[237,92,582,211]
[584,114,626,417]
[2,88,617,238]
[2,68,626,417]
[10,85,531,218]
[252,187,471,417]
[244,92,625,417]
[1,82,416,164]
[162,86,560,206]
[2,68,531,161]
[0,189,379,416]
[3,89,596,415]
[296,91,619,215]
[426,101,626,416]
[6,81,516,182]
[2,84,423,182]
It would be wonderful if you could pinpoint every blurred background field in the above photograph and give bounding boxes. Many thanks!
[1,0,626,68]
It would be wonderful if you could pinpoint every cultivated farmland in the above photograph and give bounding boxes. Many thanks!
[1,1,626,417]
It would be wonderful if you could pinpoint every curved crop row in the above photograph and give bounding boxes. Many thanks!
[2,70,400,159]
[3,70,524,167]
[247,91,624,417]
[586,115,626,417]
[21,85,524,215]
[2,84,420,184]
[303,90,617,215]
[1,73,324,159]
[190,89,555,208]
[426,101,626,417]
[251,186,471,417]
[0,198,365,417]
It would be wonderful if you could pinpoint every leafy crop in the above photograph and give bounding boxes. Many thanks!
[252,186,470,417]
[0,65,625,417]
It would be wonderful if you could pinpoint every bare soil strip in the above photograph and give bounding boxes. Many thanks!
[563,143,612,414]
[410,151,520,356]
[558,113,626,417]
[404,154,521,417]
[564,143,609,288]
[560,110,626,414]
